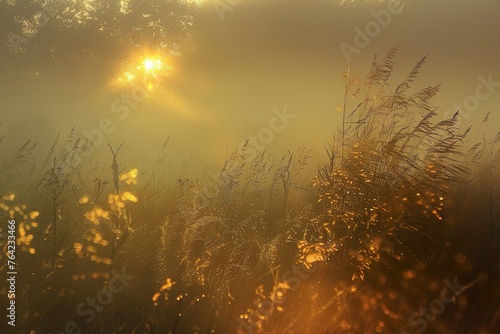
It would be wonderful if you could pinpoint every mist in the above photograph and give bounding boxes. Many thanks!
[1,0,499,168]
[0,1,499,333]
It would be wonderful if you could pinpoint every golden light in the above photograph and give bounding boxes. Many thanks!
[113,51,198,121]
[115,52,173,94]
[142,58,164,72]
[143,59,154,71]
[124,71,135,82]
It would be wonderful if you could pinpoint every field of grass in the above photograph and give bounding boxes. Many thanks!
[1,49,499,334]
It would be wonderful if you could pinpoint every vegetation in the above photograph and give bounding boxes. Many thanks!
[0,49,499,334]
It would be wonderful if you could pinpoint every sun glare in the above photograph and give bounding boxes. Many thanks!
[116,53,173,93]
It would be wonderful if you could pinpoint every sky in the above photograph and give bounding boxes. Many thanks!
[0,0,499,175]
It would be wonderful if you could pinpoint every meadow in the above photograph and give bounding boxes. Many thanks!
[0,49,499,334]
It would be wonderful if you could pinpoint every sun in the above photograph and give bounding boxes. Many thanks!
[143,59,156,71]
[142,57,163,73]
[116,53,173,93]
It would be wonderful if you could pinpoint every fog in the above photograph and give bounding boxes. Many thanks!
[1,0,499,172]
[0,1,499,333]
